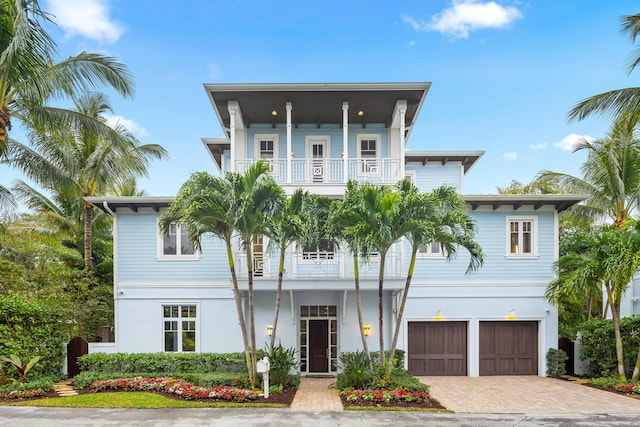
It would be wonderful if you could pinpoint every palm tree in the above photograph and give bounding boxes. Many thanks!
[568,13,640,121]
[536,113,640,230]
[159,171,255,387]
[264,189,309,351]
[7,93,167,270]
[227,161,284,384]
[386,181,482,378]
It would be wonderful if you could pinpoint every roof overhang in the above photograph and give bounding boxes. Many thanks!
[202,137,229,170]
[85,196,174,215]
[405,150,485,173]
[203,82,431,136]
[464,194,587,212]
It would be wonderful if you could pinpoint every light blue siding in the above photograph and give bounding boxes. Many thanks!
[117,213,230,283]
[407,164,461,192]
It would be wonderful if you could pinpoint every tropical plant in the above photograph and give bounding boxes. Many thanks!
[7,93,167,270]
[386,181,482,378]
[568,13,640,121]
[336,350,376,389]
[266,343,299,388]
[1,354,40,383]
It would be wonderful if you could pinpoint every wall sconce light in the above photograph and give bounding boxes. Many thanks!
[267,324,274,336]
[271,110,278,116]
[507,308,516,321]
[434,309,443,321]
[363,323,371,336]
[290,151,295,159]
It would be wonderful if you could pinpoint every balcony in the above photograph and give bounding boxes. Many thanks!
[234,158,401,185]
[234,250,402,279]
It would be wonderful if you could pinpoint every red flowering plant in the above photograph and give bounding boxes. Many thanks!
[90,377,258,402]
[615,383,640,394]
[0,389,45,399]
[339,388,429,404]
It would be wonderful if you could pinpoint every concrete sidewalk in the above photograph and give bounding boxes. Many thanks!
[421,376,640,414]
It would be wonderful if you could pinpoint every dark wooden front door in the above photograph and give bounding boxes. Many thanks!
[479,321,538,375]
[408,322,467,376]
[309,320,328,372]
[66,336,88,377]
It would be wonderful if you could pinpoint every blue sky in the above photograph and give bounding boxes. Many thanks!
[5,0,640,195]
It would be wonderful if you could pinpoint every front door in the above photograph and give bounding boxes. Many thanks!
[309,320,329,372]
[309,139,327,183]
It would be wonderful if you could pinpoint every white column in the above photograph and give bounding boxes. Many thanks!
[399,106,406,180]
[229,107,236,172]
[342,102,349,183]
[286,102,292,184]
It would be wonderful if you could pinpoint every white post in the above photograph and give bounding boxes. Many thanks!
[399,105,406,181]
[257,356,270,398]
[229,107,236,172]
[342,102,349,183]
[286,102,292,184]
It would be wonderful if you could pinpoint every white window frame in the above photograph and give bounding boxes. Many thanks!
[505,216,538,258]
[404,170,416,184]
[161,303,199,352]
[254,134,279,159]
[416,241,445,258]
[157,222,200,260]
[357,134,381,176]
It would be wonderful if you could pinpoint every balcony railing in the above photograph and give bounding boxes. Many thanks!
[234,250,401,279]
[234,158,401,184]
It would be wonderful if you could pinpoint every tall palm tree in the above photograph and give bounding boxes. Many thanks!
[386,181,482,378]
[227,161,284,384]
[568,13,640,121]
[159,171,255,387]
[7,93,167,270]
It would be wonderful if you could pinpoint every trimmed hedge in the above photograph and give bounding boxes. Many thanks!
[0,295,66,378]
[77,352,262,374]
[578,315,640,377]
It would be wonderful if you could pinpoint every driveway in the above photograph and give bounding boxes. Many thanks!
[419,376,640,414]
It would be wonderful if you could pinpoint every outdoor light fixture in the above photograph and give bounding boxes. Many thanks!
[267,324,274,336]
[434,309,443,321]
[363,323,371,336]
[507,308,516,321]
[271,110,278,116]
[357,110,364,116]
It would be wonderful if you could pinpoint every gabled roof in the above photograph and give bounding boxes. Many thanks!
[203,82,431,136]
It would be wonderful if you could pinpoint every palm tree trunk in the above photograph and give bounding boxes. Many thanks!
[84,203,93,270]
[378,254,386,367]
[586,290,593,321]
[631,344,640,382]
[606,283,627,383]
[226,242,254,385]
[270,246,286,351]
[245,243,258,387]
[353,253,370,362]
[386,248,417,378]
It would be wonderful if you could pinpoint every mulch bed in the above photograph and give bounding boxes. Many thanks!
[339,394,447,410]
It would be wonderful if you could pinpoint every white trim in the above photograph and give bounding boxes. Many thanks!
[118,282,232,288]
[156,222,200,261]
[410,280,551,286]
[505,215,538,258]
[159,302,200,353]
[404,170,416,184]
[357,134,381,159]
[416,242,446,259]
[254,133,279,159]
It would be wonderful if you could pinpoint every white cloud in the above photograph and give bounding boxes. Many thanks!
[105,115,148,138]
[503,152,518,160]
[403,0,522,39]
[207,64,221,80]
[529,142,548,150]
[46,0,124,44]
[408,40,416,46]
[554,133,595,151]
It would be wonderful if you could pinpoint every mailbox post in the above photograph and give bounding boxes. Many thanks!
[256,356,270,398]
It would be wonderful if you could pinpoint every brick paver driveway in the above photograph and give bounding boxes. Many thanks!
[420,376,640,414]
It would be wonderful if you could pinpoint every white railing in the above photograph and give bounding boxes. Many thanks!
[234,158,401,184]
[234,250,401,279]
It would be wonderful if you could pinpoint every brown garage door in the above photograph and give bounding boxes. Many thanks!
[408,321,467,376]
[479,321,538,375]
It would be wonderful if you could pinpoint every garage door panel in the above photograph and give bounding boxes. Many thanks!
[408,322,467,376]
[480,321,538,375]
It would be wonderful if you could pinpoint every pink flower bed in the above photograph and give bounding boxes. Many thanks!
[90,377,258,402]
[339,388,429,403]
[0,389,45,399]
[616,383,640,394]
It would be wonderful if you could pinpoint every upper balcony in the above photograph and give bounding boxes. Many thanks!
[235,158,402,185]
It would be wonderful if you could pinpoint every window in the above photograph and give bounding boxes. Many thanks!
[163,305,197,352]
[302,239,335,260]
[506,216,538,257]
[159,223,197,259]
[358,134,380,175]
[417,242,444,258]
[255,134,279,159]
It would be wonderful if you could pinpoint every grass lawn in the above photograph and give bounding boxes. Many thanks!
[3,392,288,409]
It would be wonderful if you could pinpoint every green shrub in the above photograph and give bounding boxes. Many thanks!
[577,316,640,377]
[369,349,405,368]
[0,376,55,393]
[77,352,250,374]
[0,295,66,377]
[336,350,376,389]
[590,376,622,388]
[267,343,299,388]
[72,371,249,389]
[546,348,568,377]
